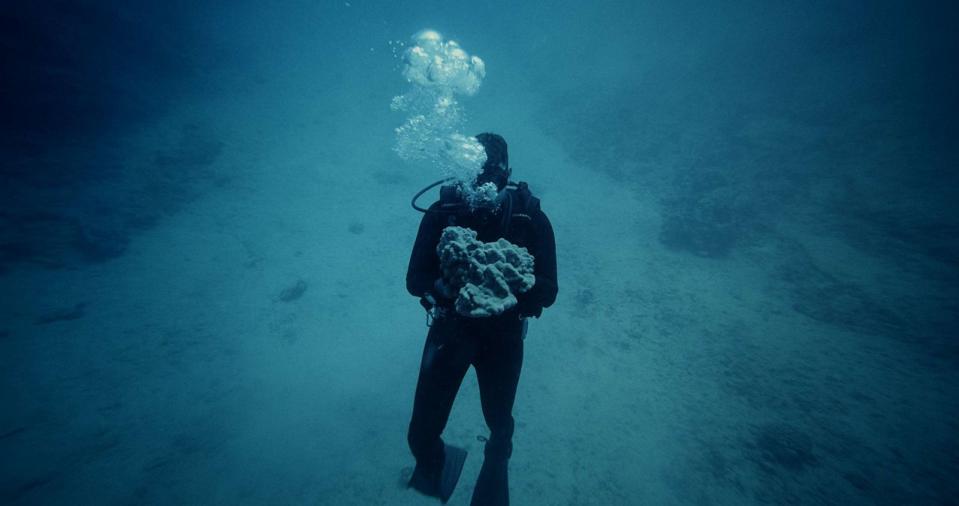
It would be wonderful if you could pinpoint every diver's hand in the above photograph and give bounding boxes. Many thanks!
[421,289,456,322]
[423,279,456,309]
[431,278,461,309]
[514,295,543,319]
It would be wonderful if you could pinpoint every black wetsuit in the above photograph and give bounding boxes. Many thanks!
[406,185,558,505]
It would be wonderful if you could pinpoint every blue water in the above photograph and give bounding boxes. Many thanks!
[1,1,957,504]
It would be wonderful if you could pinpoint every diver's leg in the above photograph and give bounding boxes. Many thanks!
[407,318,472,499]
[471,319,524,506]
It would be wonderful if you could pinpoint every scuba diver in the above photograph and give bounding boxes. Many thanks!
[405,133,558,505]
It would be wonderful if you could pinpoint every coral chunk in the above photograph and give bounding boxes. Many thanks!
[436,226,535,317]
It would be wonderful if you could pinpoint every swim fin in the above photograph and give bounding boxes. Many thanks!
[409,444,468,503]
[470,457,509,506]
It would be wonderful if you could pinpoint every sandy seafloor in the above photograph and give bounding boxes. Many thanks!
[2,2,958,505]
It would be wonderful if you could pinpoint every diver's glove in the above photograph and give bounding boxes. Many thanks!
[514,293,543,319]
[434,279,459,308]
[420,279,457,324]
[420,292,453,311]
[419,293,443,326]
[419,294,437,312]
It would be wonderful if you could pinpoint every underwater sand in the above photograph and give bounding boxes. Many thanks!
[2,2,957,504]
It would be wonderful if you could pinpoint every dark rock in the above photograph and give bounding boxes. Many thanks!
[2,473,57,504]
[348,222,365,234]
[843,471,873,491]
[124,212,159,231]
[278,280,308,302]
[573,288,597,318]
[34,302,87,324]
[832,173,959,266]
[752,423,817,472]
[780,243,905,337]
[154,124,224,169]
[0,211,76,269]
[659,171,751,258]
[1,211,131,269]
[0,427,26,440]
[574,288,594,306]
[72,223,129,262]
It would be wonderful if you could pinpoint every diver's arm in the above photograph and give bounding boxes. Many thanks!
[406,203,444,298]
[516,209,558,317]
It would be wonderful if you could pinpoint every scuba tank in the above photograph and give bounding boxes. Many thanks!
[411,177,497,213]
[411,177,516,234]
[411,176,539,235]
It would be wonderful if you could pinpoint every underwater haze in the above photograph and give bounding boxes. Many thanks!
[2,0,957,504]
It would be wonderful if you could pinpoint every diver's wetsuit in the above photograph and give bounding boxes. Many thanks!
[406,187,557,505]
